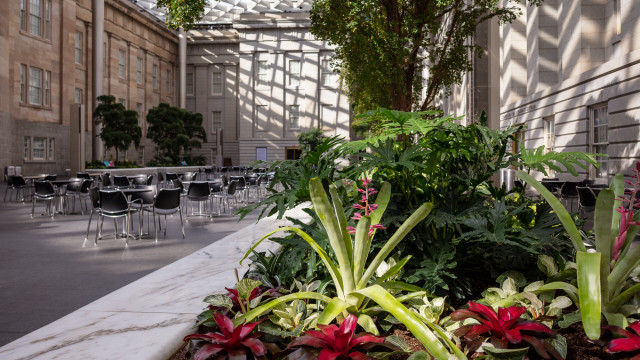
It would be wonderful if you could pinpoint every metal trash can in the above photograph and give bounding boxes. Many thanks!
[14,166,22,176]
[500,168,516,191]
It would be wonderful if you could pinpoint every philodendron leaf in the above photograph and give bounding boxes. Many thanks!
[385,335,411,352]
[558,311,582,329]
[203,294,233,310]
[237,278,262,301]
[482,346,528,360]
[537,255,559,277]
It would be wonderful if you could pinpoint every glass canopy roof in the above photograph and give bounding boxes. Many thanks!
[131,0,313,24]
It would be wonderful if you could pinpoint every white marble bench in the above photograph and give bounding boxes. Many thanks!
[0,206,310,360]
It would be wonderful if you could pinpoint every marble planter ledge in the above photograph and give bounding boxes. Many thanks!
[0,204,311,360]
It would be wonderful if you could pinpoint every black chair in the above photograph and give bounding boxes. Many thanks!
[76,172,91,179]
[143,188,184,242]
[181,172,196,181]
[214,180,238,215]
[577,187,597,217]
[146,174,154,185]
[32,181,57,218]
[5,175,28,202]
[230,176,247,203]
[4,175,14,202]
[130,185,157,237]
[44,174,57,181]
[85,187,102,242]
[165,173,179,183]
[101,174,113,189]
[581,179,595,187]
[186,181,211,217]
[64,178,84,214]
[113,175,131,189]
[130,176,147,186]
[97,190,137,245]
[157,172,165,188]
[560,181,581,212]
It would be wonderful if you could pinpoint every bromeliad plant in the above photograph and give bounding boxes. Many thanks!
[239,177,465,360]
[517,164,640,340]
[605,321,640,359]
[451,302,563,359]
[184,313,267,360]
[286,314,385,360]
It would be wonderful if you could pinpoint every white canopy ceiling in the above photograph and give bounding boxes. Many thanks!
[131,0,313,24]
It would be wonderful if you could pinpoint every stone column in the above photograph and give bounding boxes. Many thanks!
[179,28,186,108]
[92,0,104,160]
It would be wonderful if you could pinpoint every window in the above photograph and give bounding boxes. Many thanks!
[544,117,555,152]
[23,137,30,160]
[32,137,45,160]
[29,0,43,37]
[138,146,144,162]
[186,72,194,96]
[75,32,83,64]
[289,60,300,86]
[118,50,126,78]
[136,57,143,84]
[512,125,525,153]
[118,98,126,106]
[44,71,50,107]
[20,64,26,103]
[152,64,158,89]
[212,111,222,133]
[28,67,42,105]
[165,69,172,94]
[321,60,336,86]
[285,147,302,160]
[20,0,27,31]
[289,105,300,129]
[75,88,83,104]
[47,138,54,160]
[590,105,609,178]
[45,0,51,39]
[211,72,222,95]
[257,61,268,86]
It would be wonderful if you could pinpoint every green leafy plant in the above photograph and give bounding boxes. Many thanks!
[513,145,599,178]
[517,165,640,340]
[237,136,345,220]
[93,95,142,163]
[261,299,319,338]
[297,127,328,153]
[239,177,465,359]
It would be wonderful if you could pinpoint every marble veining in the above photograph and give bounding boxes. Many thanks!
[0,206,310,360]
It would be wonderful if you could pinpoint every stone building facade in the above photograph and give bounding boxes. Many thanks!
[0,0,179,176]
[185,12,350,166]
[498,0,640,181]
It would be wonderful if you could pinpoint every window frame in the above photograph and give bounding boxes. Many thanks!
[118,49,126,79]
[321,59,336,87]
[186,72,194,96]
[28,66,43,106]
[136,57,143,84]
[44,70,50,107]
[75,31,83,65]
[23,136,31,160]
[165,69,172,94]
[29,0,43,37]
[289,104,300,130]
[211,111,222,134]
[47,138,55,160]
[590,104,609,179]
[211,71,223,95]
[289,59,300,87]
[257,61,268,86]
[32,137,46,160]
[20,64,26,103]
[75,88,83,104]
[152,63,158,90]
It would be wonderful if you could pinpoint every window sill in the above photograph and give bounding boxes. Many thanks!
[19,103,52,111]
[23,160,56,164]
[19,30,52,44]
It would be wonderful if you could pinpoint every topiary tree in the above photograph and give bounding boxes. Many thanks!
[146,103,207,165]
[297,127,327,152]
[93,95,142,163]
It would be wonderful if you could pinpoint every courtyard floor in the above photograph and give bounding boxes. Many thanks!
[0,183,260,346]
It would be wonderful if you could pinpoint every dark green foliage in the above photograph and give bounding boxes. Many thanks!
[156,0,207,30]
[237,136,345,220]
[93,95,142,163]
[146,103,207,165]
[297,127,327,153]
[310,0,542,112]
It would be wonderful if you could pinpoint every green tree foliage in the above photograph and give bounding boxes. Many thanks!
[156,0,207,30]
[310,0,542,112]
[297,127,328,152]
[93,95,142,163]
[146,103,207,165]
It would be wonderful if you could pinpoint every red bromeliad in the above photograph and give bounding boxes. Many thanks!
[612,161,640,263]
[184,313,266,360]
[451,301,562,359]
[346,175,386,236]
[606,321,640,358]
[287,314,385,360]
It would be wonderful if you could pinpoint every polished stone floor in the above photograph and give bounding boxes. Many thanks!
[0,184,260,346]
